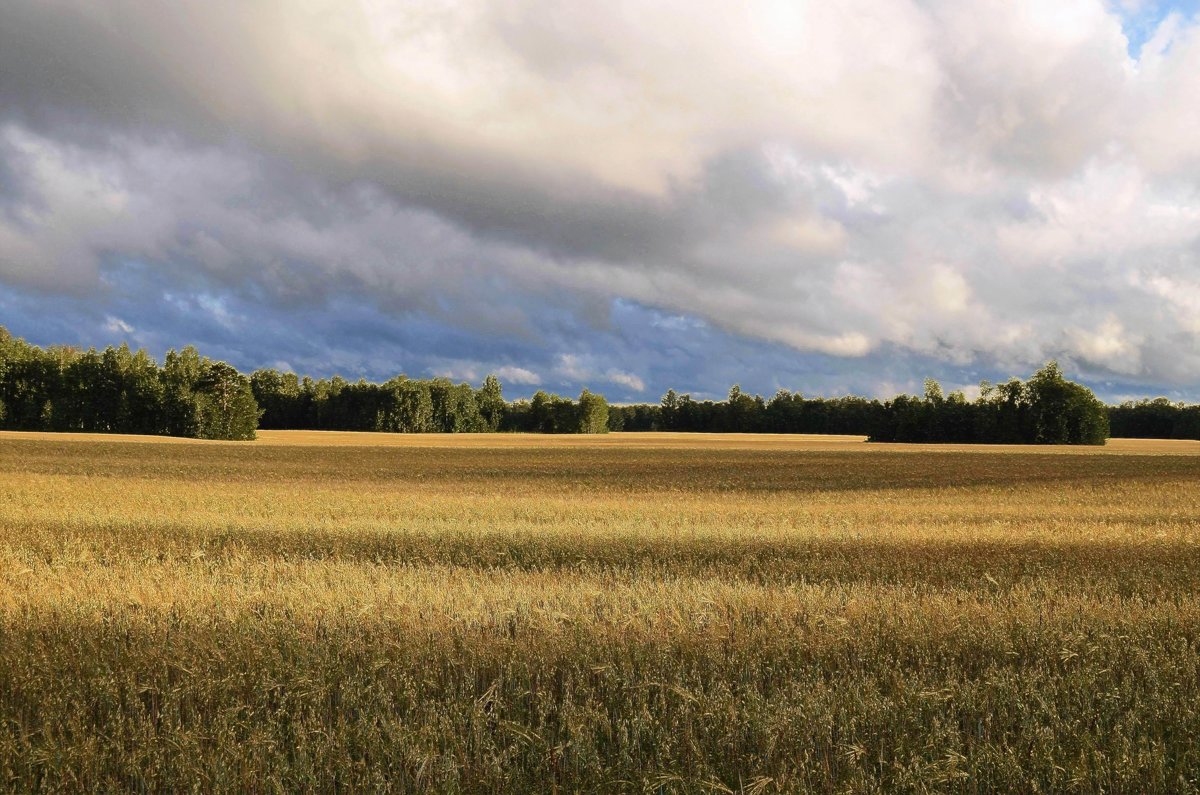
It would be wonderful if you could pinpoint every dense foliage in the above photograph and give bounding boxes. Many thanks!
[250,370,501,433]
[613,363,1121,444]
[1108,398,1200,440]
[250,371,609,435]
[0,327,260,441]
[610,387,880,435]
[5,324,1195,442]
[0,327,609,439]
[871,363,1110,444]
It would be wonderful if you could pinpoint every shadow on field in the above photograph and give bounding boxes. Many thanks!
[4,438,1199,494]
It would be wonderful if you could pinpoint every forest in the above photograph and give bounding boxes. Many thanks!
[614,366,1199,443]
[0,327,607,440]
[1,326,1197,441]
[613,364,1113,445]
[251,369,609,435]
[0,327,260,441]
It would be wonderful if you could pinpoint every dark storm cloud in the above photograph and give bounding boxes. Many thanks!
[0,1,693,269]
[1,0,1200,399]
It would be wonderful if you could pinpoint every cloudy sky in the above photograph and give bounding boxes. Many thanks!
[2,0,1199,402]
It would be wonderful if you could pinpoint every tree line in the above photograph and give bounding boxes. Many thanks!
[0,326,609,440]
[1107,398,1200,440]
[0,327,260,440]
[611,363,1196,444]
[250,370,609,435]
[3,326,1196,442]
[609,386,879,435]
[868,364,1109,444]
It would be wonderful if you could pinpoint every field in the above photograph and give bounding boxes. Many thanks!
[2,431,1200,792]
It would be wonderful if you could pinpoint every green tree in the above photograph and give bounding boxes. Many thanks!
[195,362,261,441]
[660,389,680,430]
[251,369,297,430]
[577,388,609,434]
[429,378,484,432]
[162,347,205,437]
[477,374,505,432]
[384,378,434,433]
[1025,361,1108,445]
[923,378,944,403]
[124,347,166,435]
[725,385,758,432]
[529,391,554,433]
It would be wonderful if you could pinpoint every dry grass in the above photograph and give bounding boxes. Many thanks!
[1,431,1199,792]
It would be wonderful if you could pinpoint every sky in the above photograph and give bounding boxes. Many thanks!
[1,1,1199,403]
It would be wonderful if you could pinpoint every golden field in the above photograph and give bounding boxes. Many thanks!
[2,431,1200,792]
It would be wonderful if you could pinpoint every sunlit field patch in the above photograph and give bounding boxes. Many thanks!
[1,432,1199,792]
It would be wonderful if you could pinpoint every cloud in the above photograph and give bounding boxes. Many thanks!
[605,370,646,393]
[104,316,134,335]
[0,0,1199,399]
[494,366,542,386]
[1067,316,1143,373]
[553,354,645,393]
[431,362,543,386]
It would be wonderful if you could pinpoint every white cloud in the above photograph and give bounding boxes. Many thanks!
[494,366,542,385]
[104,316,134,335]
[431,362,543,386]
[605,370,646,392]
[1067,315,1143,373]
[929,266,972,315]
[430,364,479,383]
[554,354,644,392]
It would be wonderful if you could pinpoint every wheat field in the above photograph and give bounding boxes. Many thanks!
[2,431,1200,792]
